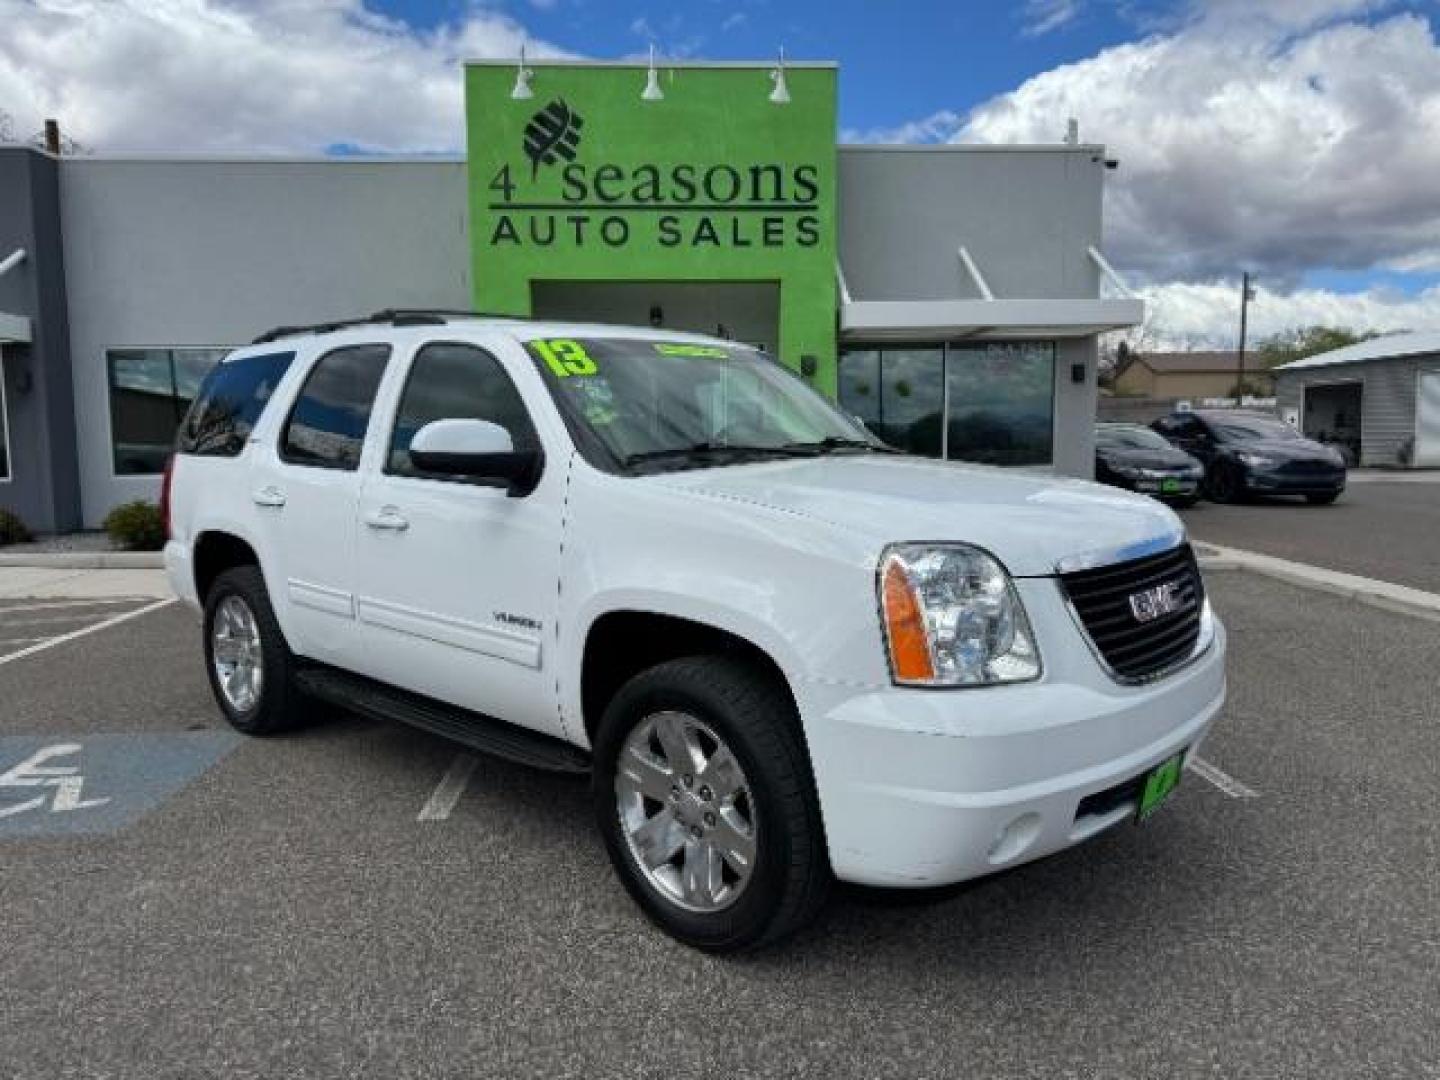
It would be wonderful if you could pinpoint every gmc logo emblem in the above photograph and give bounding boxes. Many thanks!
[1129,581,1182,623]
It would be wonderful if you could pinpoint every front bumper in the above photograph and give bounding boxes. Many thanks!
[1243,468,1346,495]
[799,578,1227,887]
[1132,476,1200,499]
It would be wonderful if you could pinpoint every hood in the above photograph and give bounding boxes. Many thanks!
[1098,445,1199,470]
[651,455,1183,577]
[1225,436,1340,463]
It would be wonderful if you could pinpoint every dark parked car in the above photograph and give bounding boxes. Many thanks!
[1094,423,1204,507]
[1151,410,1347,505]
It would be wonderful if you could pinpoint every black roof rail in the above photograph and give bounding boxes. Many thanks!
[250,308,523,345]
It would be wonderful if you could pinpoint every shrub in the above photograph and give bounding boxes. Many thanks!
[102,500,166,551]
[0,507,32,546]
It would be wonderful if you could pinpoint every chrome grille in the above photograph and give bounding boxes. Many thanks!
[1059,543,1205,684]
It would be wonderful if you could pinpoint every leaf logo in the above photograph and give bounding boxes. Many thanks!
[522,99,584,180]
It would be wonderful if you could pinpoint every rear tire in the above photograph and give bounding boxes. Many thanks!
[1169,494,1200,509]
[202,565,309,735]
[1305,492,1340,505]
[592,655,830,953]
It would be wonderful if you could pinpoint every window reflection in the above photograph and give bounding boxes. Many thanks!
[839,342,1054,466]
[108,348,228,475]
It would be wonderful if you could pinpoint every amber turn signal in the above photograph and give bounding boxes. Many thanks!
[881,556,935,683]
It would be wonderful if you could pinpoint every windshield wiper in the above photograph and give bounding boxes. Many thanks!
[623,442,800,468]
[780,436,896,454]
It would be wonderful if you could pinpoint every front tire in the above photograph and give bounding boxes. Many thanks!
[1205,463,1242,503]
[1306,492,1340,505]
[203,565,308,735]
[593,656,830,952]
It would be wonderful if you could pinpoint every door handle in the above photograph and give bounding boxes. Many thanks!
[363,507,410,532]
[252,486,287,508]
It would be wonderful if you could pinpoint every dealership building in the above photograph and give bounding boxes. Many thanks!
[0,60,1140,532]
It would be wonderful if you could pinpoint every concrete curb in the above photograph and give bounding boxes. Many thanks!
[1197,543,1440,625]
[0,551,164,570]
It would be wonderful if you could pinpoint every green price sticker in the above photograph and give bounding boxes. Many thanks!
[533,338,599,378]
[654,343,730,358]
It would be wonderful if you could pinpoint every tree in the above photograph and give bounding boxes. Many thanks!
[1252,326,1380,370]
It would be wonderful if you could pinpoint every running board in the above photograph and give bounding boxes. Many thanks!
[294,667,591,775]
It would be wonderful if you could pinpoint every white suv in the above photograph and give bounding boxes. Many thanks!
[164,310,1226,951]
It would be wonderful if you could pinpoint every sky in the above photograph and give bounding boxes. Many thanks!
[4,0,1440,347]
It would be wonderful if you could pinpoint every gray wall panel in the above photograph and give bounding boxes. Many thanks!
[0,148,80,534]
[838,147,1104,302]
[60,158,470,525]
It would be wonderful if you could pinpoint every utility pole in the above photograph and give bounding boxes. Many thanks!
[1237,272,1256,405]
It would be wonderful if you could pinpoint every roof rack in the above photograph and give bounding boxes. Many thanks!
[251,308,521,345]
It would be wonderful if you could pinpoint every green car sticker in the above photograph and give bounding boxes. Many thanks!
[653,343,731,358]
[532,338,598,378]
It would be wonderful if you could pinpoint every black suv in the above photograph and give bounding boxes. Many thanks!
[1151,410,1347,505]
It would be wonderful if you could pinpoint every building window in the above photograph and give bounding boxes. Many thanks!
[945,343,1054,466]
[838,341,1055,466]
[0,353,10,481]
[108,347,230,475]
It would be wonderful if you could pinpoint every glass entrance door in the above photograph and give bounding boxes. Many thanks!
[838,342,1054,466]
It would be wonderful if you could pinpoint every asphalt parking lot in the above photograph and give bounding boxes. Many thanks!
[1181,477,1440,591]
[1,572,1437,1079]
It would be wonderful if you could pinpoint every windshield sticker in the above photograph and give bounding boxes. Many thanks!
[653,343,731,358]
[532,338,599,378]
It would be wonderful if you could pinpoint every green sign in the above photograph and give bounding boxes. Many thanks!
[465,62,839,394]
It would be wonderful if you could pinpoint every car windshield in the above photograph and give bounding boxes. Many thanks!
[1097,426,1173,451]
[523,336,883,471]
[1207,414,1301,442]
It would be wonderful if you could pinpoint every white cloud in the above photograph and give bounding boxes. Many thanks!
[945,4,1440,341]
[842,109,966,145]
[1134,279,1440,348]
[1023,0,1082,36]
[962,10,1440,285]
[721,12,748,33]
[0,0,572,153]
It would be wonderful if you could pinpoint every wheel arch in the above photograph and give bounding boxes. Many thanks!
[578,606,803,750]
[193,530,262,604]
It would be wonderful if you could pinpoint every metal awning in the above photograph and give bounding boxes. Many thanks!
[0,311,31,345]
[840,297,1144,341]
[836,245,1144,341]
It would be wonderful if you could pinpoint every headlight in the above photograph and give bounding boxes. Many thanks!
[1236,452,1274,467]
[878,544,1041,687]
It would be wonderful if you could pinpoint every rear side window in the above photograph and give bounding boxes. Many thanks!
[177,351,294,457]
[280,344,391,471]
[387,343,540,481]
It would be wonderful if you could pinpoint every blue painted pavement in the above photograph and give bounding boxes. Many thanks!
[0,732,241,837]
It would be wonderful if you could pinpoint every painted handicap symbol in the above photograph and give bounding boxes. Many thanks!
[0,743,113,820]
[0,732,242,837]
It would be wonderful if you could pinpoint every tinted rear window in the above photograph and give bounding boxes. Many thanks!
[177,351,294,457]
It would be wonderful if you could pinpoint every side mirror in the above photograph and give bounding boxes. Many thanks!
[409,419,542,497]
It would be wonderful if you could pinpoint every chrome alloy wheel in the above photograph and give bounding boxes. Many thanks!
[616,711,758,913]
[211,595,264,713]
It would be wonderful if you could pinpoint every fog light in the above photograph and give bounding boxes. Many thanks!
[987,812,1042,865]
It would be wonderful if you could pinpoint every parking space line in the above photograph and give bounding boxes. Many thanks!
[0,597,152,614]
[1187,755,1260,799]
[417,752,480,822]
[0,637,50,649]
[1,612,141,629]
[0,598,177,667]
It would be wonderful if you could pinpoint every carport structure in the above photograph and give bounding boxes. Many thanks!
[1275,331,1440,468]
